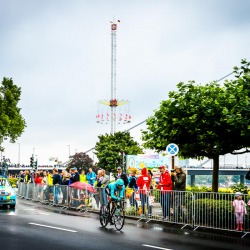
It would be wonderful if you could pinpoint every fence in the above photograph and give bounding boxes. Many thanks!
[17,183,250,237]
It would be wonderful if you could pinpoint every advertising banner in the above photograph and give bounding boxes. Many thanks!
[126,154,170,171]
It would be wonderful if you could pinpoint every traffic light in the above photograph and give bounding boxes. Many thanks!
[30,156,34,168]
[34,160,38,170]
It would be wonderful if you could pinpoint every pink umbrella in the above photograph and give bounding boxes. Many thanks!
[70,182,97,193]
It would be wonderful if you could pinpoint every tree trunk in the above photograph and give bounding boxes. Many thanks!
[212,155,219,192]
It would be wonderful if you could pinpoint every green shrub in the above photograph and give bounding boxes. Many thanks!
[230,183,249,194]
[186,186,212,192]
[8,178,18,187]
[192,198,234,228]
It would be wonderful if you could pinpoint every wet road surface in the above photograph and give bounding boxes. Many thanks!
[0,198,249,250]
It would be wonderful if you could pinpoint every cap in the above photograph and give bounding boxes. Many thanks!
[175,165,182,169]
[117,166,122,170]
[159,165,165,169]
[235,192,243,197]
[73,167,77,170]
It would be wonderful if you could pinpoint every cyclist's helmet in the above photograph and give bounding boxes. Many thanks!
[116,179,124,186]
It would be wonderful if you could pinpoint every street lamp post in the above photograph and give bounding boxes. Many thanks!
[67,145,71,158]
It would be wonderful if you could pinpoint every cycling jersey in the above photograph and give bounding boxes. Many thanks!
[106,182,125,200]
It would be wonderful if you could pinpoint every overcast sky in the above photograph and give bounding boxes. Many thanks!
[1,0,250,166]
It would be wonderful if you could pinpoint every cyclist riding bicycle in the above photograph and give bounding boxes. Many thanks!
[105,179,125,223]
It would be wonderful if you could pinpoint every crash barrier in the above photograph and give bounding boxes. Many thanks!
[17,183,250,235]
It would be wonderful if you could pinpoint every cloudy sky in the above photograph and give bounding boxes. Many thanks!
[0,0,250,166]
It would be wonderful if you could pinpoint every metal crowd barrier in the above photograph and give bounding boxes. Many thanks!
[193,192,250,237]
[16,183,250,236]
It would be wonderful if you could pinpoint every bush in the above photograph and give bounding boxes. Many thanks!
[8,178,18,187]
[192,198,234,228]
[230,183,249,194]
[186,186,212,192]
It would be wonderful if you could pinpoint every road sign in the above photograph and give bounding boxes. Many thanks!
[166,143,179,156]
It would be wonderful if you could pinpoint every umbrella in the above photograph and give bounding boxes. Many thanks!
[70,182,96,193]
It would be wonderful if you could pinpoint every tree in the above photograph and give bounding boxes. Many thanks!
[142,59,250,192]
[67,152,94,173]
[94,131,143,173]
[0,78,26,151]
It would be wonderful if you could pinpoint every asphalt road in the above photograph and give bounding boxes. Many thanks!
[0,198,249,250]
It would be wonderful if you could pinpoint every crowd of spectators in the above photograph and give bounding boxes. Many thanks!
[15,165,187,221]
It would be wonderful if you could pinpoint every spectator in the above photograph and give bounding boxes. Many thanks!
[171,165,186,222]
[128,170,138,211]
[148,169,154,190]
[34,172,43,184]
[232,192,247,231]
[79,170,88,183]
[23,170,31,183]
[69,168,80,206]
[137,167,151,217]
[38,169,44,178]
[87,168,96,186]
[46,171,53,202]
[70,167,80,183]
[93,169,102,207]
[115,166,128,187]
[157,166,172,221]
[18,171,24,184]
[34,173,43,198]
[52,168,62,204]
[61,171,70,205]
[97,169,110,205]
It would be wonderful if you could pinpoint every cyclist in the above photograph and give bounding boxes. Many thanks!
[105,179,125,224]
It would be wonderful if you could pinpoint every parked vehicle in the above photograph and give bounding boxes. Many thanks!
[0,175,16,208]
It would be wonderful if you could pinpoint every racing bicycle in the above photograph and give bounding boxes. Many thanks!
[100,198,125,231]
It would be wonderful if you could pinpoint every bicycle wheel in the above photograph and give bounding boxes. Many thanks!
[100,205,109,228]
[114,208,125,231]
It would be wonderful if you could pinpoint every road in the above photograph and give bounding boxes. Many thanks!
[0,198,249,250]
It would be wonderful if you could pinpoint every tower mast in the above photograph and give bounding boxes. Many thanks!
[110,19,118,134]
[96,19,131,133]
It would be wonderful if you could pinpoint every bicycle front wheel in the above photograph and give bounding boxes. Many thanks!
[114,208,125,231]
[100,205,109,228]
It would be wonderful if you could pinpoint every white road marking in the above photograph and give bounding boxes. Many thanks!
[142,244,173,250]
[28,223,77,233]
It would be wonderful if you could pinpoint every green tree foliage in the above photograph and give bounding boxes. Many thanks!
[67,152,94,173]
[0,78,26,151]
[142,59,250,192]
[94,131,143,173]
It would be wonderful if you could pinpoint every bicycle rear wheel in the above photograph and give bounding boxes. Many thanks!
[114,208,125,231]
[100,205,109,228]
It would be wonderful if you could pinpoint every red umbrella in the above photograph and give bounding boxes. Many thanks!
[70,182,97,193]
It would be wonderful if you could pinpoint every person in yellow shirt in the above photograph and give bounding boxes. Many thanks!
[46,171,53,202]
[79,170,88,183]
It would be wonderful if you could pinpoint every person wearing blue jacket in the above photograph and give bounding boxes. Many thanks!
[87,168,96,186]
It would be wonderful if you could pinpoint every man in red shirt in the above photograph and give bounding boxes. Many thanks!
[157,165,172,220]
[137,167,151,217]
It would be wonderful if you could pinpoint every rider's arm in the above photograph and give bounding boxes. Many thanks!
[119,185,125,199]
